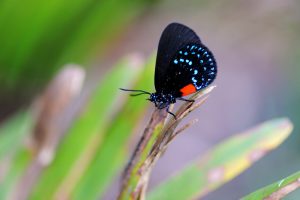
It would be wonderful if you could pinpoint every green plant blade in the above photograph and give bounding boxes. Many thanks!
[72,56,155,200]
[0,111,33,161]
[0,149,32,200]
[0,0,151,115]
[30,55,154,200]
[148,118,293,200]
[241,171,300,200]
[0,111,34,200]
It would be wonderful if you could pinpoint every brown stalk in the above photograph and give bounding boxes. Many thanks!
[118,85,215,200]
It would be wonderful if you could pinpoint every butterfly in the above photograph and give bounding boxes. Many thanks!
[121,22,217,118]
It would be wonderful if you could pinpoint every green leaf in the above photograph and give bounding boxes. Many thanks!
[71,56,155,200]
[0,0,151,114]
[30,55,154,200]
[242,171,300,200]
[0,111,33,161]
[148,118,293,200]
[0,111,34,200]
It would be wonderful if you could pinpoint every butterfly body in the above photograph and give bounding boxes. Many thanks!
[120,22,217,117]
[149,92,176,109]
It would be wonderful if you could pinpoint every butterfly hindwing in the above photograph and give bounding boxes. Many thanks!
[154,23,217,98]
[160,43,217,97]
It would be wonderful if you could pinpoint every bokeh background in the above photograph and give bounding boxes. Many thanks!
[1,0,300,199]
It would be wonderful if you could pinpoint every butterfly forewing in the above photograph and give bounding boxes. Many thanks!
[155,23,201,92]
[154,23,217,98]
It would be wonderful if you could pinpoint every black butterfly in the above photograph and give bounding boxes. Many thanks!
[121,22,217,118]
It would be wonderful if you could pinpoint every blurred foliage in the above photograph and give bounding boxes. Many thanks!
[148,118,293,200]
[0,55,296,199]
[31,56,155,200]
[0,111,33,200]
[0,55,155,200]
[0,0,152,117]
[0,111,33,161]
[242,171,300,200]
[0,1,299,198]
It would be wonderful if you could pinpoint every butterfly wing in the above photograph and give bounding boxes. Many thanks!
[155,23,201,91]
[154,23,217,98]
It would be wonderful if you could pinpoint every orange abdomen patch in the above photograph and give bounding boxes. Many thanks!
[180,84,197,96]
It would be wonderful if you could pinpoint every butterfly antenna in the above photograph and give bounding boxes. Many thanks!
[130,93,149,96]
[119,88,151,95]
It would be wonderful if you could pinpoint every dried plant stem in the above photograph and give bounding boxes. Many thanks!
[118,108,168,199]
[118,86,215,200]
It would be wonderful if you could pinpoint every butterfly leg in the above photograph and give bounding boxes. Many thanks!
[166,106,177,120]
[177,97,195,103]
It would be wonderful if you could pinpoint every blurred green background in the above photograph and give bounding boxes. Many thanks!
[0,0,150,119]
[0,0,300,199]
